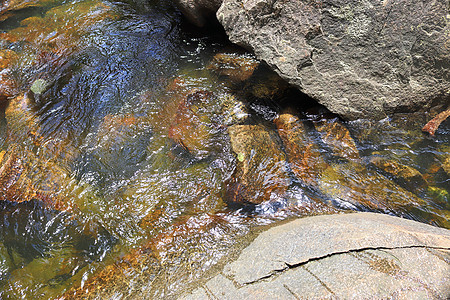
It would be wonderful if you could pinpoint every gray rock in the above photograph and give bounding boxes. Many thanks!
[217,0,450,120]
[181,212,450,299]
[173,0,222,27]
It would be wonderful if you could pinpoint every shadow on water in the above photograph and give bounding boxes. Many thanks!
[0,199,116,285]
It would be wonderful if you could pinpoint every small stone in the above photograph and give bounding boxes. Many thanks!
[30,78,49,95]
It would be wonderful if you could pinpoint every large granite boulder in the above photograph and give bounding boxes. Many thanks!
[217,0,450,120]
[182,212,450,299]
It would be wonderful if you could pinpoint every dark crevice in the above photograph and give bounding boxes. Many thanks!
[242,245,450,285]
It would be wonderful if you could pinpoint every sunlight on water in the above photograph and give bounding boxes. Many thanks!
[0,0,448,298]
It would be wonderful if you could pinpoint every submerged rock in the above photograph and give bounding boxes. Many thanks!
[226,124,290,205]
[220,94,249,126]
[243,67,290,100]
[312,116,360,161]
[0,0,58,14]
[0,50,19,104]
[62,213,245,299]
[275,112,327,185]
[0,143,98,212]
[82,112,152,183]
[207,52,259,83]
[0,73,17,105]
[5,94,80,163]
[168,90,222,159]
[370,156,428,191]
[317,162,428,211]
[274,111,442,222]
[216,0,450,120]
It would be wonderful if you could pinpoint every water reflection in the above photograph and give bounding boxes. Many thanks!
[0,0,448,299]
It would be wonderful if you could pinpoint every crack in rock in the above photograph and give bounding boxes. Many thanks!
[243,245,450,285]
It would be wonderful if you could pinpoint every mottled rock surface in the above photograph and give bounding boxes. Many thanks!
[275,112,327,185]
[217,0,450,120]
[182,212,450,299]
[207,53,259,83]
[226,124,290,205]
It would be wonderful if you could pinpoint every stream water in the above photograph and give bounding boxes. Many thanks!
[0,0,448,299]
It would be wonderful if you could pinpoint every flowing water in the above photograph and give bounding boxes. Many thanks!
[0,0,448,298]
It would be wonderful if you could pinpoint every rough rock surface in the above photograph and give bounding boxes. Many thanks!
[173,0,222,27]
[217,0,450,120]
[182,212,450,299]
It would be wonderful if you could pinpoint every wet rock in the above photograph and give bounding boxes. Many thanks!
[274,111,439,221]
[275,112,328,185]
[121,162,227,238]
[0,0,57,15]
[443,156,450,176]
[422,108,450,136]
[0,198,116,299]
[220,94,249,126]
[226,124,290,205]
[83,112,152,183]
[427,186,449,209]
[168,90,222,159]
[0,0,115,100]
[183,213,450,299]
[217,0,450,120]
[243,67,290,100]
[312,116,360,161]
[207,53,259,83]
[5,94,80,163]
[0,73,17,105]
[62,244,161,299]
[63,213,243,299]
[0,142,108,216]
[0,50,19,104]
[437,145,450,176]
[0,144,72,210]
[370,156,428,191]
[173,0,222,27]
[0,49,18,70]
[0,0,113,46]
[318,161,432,214]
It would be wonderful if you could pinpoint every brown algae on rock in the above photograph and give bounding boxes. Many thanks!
[226,124,291,205]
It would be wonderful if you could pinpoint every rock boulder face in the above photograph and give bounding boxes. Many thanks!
[173,0,222,27]
[182,213,450,299]
[217,0,450,120]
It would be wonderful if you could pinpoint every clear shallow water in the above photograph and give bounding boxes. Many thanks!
[0,0,448,298]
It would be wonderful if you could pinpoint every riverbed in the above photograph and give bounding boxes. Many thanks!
[0,0,448,298]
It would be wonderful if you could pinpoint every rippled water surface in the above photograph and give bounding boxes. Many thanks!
[0,0,448,298]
